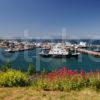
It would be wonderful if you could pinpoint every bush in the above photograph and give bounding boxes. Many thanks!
[32,67,100,91]
[90,78,100,90]
[50,79,85,91]
[0,70,30,87]
[28,64,35,75]
[33,76,50,91]
[1,62,12,72]
[34,77,82,91]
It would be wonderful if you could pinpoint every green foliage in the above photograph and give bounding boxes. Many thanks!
[40,81,49,91]
[51,81,65,91]
[0,70,30,87]
[42,68,48,74]
[1,62,12,72]
[0,66,100,91]
[49,79,86,91]
[32,75,100,91]
[28,64,35,75]
[89,78,100,90]
[28,66,32,75]
[33,77,50,91]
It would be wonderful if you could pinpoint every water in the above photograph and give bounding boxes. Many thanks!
[0,48,100,72]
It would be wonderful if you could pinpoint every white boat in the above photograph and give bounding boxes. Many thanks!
[39,43,80,58]
[93,48,100,52]
[49,43,68,57]
[5,49,12,52]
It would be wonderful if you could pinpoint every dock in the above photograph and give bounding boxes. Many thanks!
[77,48,100,57]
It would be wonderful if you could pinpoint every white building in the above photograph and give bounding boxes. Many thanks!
[79,42,87,47]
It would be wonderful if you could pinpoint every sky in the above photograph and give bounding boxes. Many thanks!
[0,0,100,39]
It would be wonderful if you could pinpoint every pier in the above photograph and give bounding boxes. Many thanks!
[77,48,100,57]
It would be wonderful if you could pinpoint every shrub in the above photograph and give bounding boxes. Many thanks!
[53,81,65,91]
[33,67,100,91]
[90,78,100,90]
[1,62,12,72]
[28,64,35,75]
[34,78,50,91]
[0,70,30,87]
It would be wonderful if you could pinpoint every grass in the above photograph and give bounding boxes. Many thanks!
[0,88,100,100]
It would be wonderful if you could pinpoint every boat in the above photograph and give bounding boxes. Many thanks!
[5,48,12,52]
[49,43,68,58]
[5,48,19,53]
[93,48,100,52]
[39,48,51,57]
[39,43,80,58]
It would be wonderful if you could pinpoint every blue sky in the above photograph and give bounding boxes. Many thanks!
[0,0,100,39]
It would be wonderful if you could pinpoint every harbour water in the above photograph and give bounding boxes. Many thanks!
[0,48,100,72]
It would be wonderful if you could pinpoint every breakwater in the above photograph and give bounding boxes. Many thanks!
[77,48,100,57]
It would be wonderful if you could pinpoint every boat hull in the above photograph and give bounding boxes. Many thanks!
[39,53,79,58]
[5,48,34,53]
[39,53,52,57]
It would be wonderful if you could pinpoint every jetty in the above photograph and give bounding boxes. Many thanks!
[77,48,100,57]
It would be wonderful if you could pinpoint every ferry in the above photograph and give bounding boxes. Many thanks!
[39,43,80,58]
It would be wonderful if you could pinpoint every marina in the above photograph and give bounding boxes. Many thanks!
[0,40,99,57]
[0,39,100,72]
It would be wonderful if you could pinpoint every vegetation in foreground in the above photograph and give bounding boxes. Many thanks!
[0,64,100,100]
[0,70,29,87]
[0,64,100,92]
[34,67,100,91]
